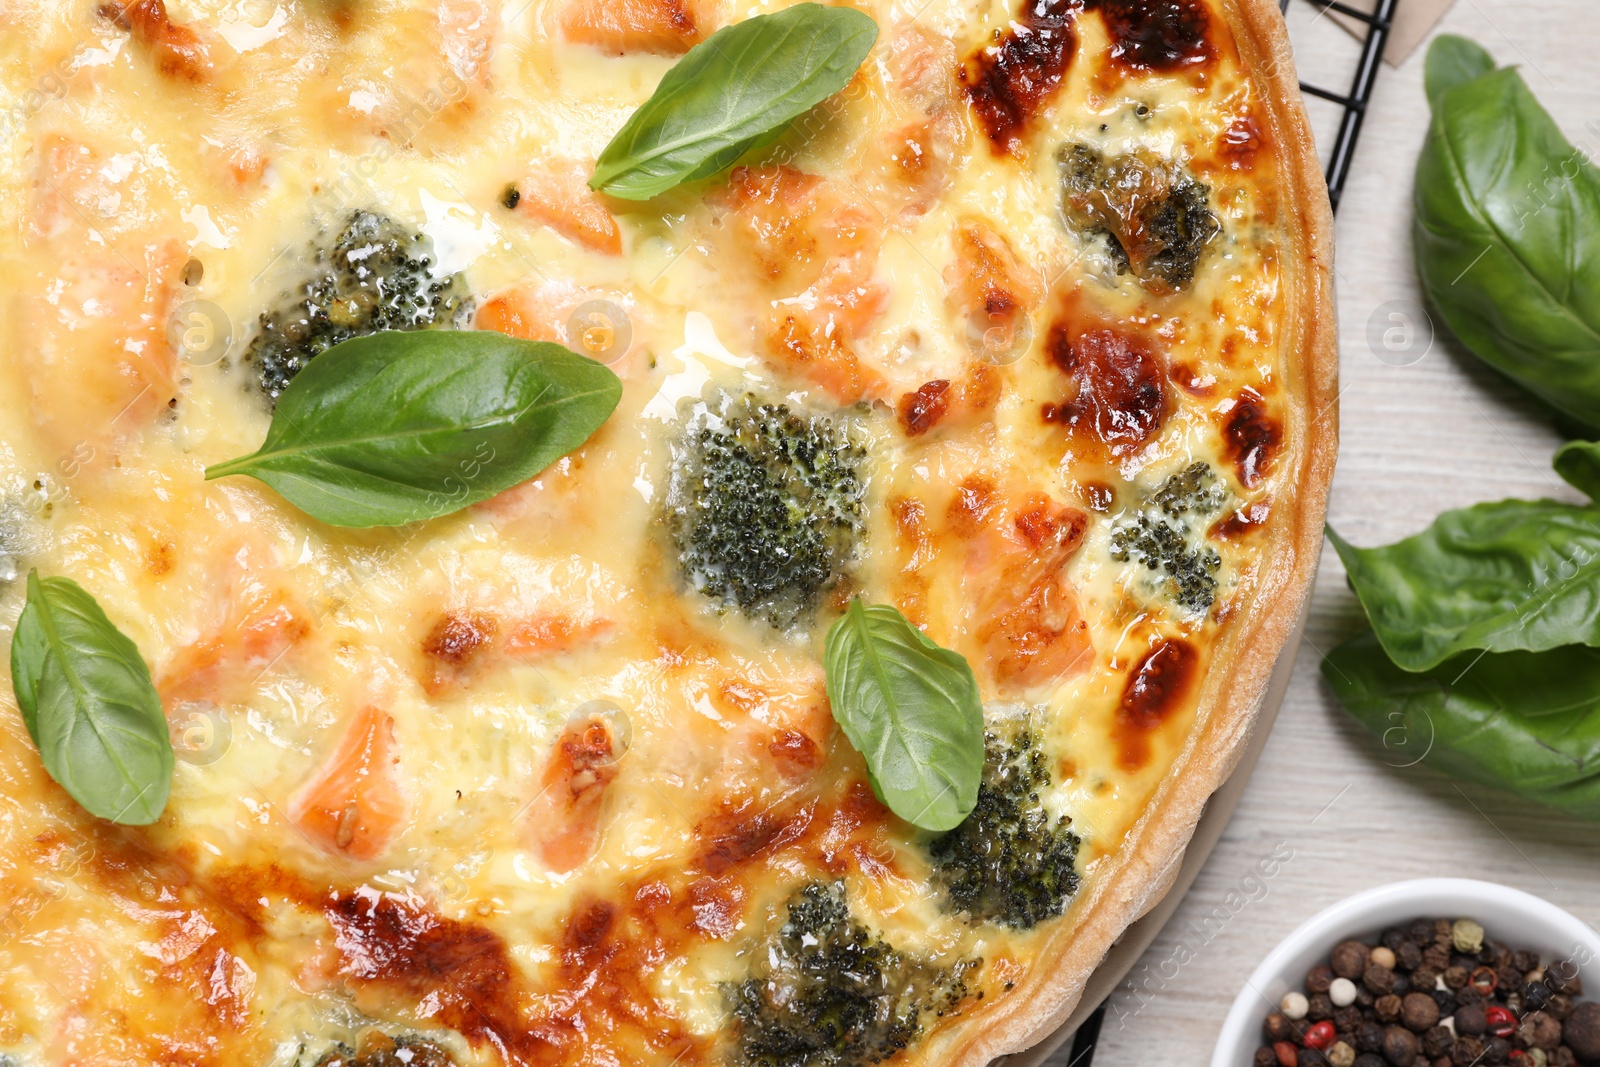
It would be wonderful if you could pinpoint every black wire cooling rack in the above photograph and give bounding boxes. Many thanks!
[1060,0,1397,1063]
[1282,0,1400,212]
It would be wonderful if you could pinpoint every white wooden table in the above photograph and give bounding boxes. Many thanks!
[1048,2,1600,1060]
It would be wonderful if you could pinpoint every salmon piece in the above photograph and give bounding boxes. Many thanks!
[763,308,887,406]
[965,494,1094,692]
[716,167,889,402]
[288,706,408,863]
[945,217,1044,339]
[97,0,215,82]
[524,711,622,872]
[476,287,563,342]
[159,596,310,709]
[503,614,613,658]
[560,0,706,54]
[897,363,1002,437]
[418,606,612,693]
[510,163,623,255]
[15,135,185,456]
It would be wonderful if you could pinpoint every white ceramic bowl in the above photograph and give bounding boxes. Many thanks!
[1211,878,1600,1066]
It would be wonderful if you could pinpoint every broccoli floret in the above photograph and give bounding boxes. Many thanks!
[312,1033,455,1067]
[731,882,972,1067]
[1057,142,1219,293]
[244,210,472,404]
[928,730,1081,930]
[666,393,868,631]
[1108,461,1228,614]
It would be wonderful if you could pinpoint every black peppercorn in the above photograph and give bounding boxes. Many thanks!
[1421,1025,1454,1059]
[1484,941,1512,969]
[1334,1006,1363,1033]
[1547,992,1574,1021]
[1397,941,1424,972]
[1354,1055,1386,1067]
[1430,988,1455,1015]
[1496,964,1523,992]
[1524,980,1552,1012]
[1308,965,1335,995]
[1365,965,1397,996]
[1390,973,1410,996]
[1308,993,1335,1021]
[1355,986,1375,1008]
[1423,945,1451,971]
[1265,1012,1294,1042]
[1408,920,1435,943]
[1254,1048,1278,1067]
[1443,966,1469,990]
[1374,994,1403,1023]
[1412,967,1441,991]
[1480,1036,1511,1065]
[1296,1049,1326,1067]
[1518,1010,1562,1051]
[1514,950,1541,973]
[1355,1021,1384,1052]
[1381,928,1406,952]
[1449,1036,1484,1067]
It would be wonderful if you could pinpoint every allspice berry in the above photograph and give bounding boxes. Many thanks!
[1333,940,1372,979]
[1401,992,1440,1032]
[1380,1025,1418,1066]
[1564,1000,1600,1060]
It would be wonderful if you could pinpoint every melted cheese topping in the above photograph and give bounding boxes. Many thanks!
[0,1,1297,1064]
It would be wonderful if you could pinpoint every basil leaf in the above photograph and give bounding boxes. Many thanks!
[207,330,622,528]
[1423,34,1495,109]
[10,571,172,825]
[1414,46,1600,429]
[1325,629,1600,819]
[590,4,879,200]
[1555,439,1600,499]
[823,601,983,832]
[1330,503,1600,672]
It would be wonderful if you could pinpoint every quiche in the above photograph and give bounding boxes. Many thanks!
[0,0,1334,1065]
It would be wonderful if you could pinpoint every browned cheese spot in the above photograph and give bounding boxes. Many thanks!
[1223,387,1281,488]
[1113,636,1197,770]
[1088,0,1211,72]
[960,0,1083,154]
[1042,323,1168,456]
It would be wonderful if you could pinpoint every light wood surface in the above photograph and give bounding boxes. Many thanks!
[1052,2,1600,1061]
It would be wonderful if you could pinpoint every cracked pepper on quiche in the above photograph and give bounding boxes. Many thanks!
[0,0,1333,1064]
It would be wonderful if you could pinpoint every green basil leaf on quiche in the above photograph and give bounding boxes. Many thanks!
[1325,629,1600,820]
[590,3,879,200]
[1329,502,1600,672]
[1413,43,1600,429]
[823,600,984,832]
[10,571,172,825]
[1554,439,1600,500]
[207,330,622,528]
[1423,34,1495,109]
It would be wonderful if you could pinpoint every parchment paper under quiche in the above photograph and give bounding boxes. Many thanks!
[0,0,1333,1064]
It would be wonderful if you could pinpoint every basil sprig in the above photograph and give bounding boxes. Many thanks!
[10,572,172,825]
[207,331,622,528]
[1329,502,1600,672]
[590,3,879,200]
[1325,631,1600,820]
[1414,35,1600,429]
[823,601,983,832]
